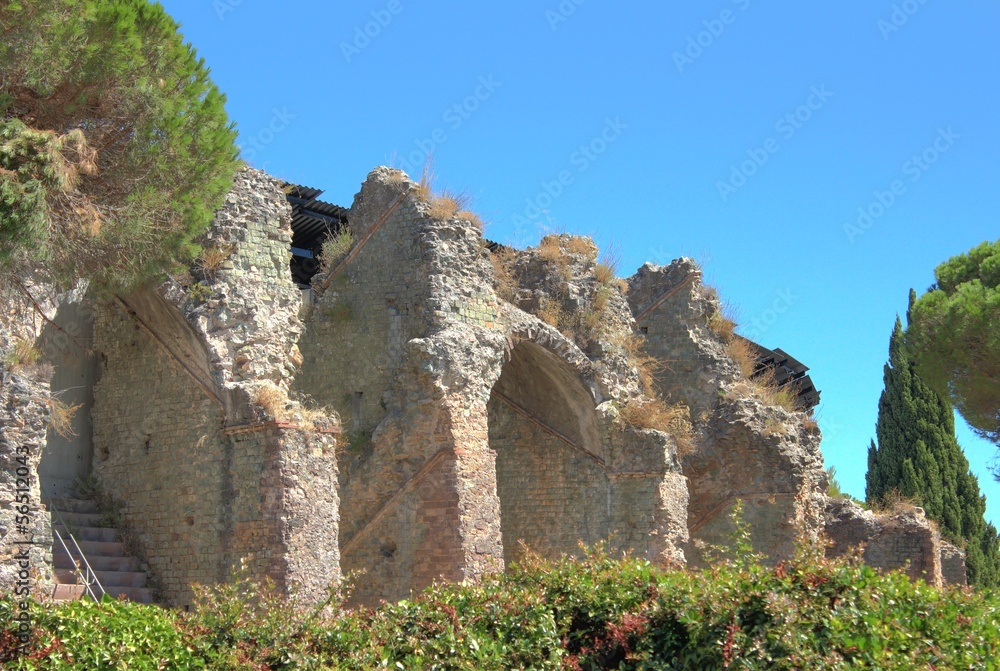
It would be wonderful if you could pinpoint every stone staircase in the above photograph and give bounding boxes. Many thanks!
[48,497,153,604]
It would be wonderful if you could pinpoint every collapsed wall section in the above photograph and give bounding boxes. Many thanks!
[824,497,950,587]
[628,260,827,566]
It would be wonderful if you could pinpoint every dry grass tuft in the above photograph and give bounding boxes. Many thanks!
[252,383,289,419]
[565,236,598,259]
[489,247,520,303]
[620,398,694,455]
[197,243,235,275]
[536,296,568,332]
[48,396,83,439]
[870,489,925,518]
[3,337,41,370]
[616,333,665,395]
[725,337,801,412]
[537,235,567,264]
[595,243,621,285]
[726,337,760,379]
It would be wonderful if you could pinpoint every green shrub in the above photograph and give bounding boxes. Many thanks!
[4,546,1000,669]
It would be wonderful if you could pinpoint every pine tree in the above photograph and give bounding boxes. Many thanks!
[866,293,1000,587]
[0,0,239,293]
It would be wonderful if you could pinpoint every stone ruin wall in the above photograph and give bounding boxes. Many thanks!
[0,165,970,605]
[87,168,340,607]
[824,496,966,588]
[0,304,54,595]
[294,168,688,604]
[627,260,828,566]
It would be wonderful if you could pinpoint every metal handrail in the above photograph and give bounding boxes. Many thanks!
[45,498,106,603]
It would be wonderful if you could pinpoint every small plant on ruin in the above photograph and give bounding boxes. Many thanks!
[196,243,235,277]
[594,242,622,286]
[47,395,82,439]
[536,295,570,334]
[870,488,924,517]
[345,429,373,454]
[489,246,521,304]
[187,281,213,303]
[325,302,354,323]
[619,397,693,450]
[2,337,41,370]
[252,383,289,420]
[725,336,801,412]
[320,229,355,273]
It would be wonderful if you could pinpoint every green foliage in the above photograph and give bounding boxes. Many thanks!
[867,313,1000,587]
[320,228,355,274]
[0,596,204,670]
[0,0,239,293]
[826,466,863,505]
[4,549,1000,670]
[906,241,1000,447]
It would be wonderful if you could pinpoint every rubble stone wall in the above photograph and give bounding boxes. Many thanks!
[629,260,826,566]
[824,497,947,587]
[0,356,53,596]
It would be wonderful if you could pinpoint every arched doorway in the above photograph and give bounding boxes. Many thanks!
[487,341,608,564]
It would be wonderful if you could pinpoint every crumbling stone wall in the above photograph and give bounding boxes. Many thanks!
[0,292,58,599]
[824,497,951,587]
[90,168,339,605]
[939,541,967,586]
[628,260,827,566]
[295,169,687,605]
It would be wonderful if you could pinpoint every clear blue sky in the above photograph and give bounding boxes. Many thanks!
[162,0,1000,524]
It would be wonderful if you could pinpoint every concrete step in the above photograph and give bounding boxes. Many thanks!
[75,539,125,557]
[53,567,147,588]
[51,584,87,601]
[95,570,147,588]
[48,497,153,604]
[105,586,153,604]
[53,551,138,573]
[55,523,119,543]
[54,511,105,528]
[48,497,99,514]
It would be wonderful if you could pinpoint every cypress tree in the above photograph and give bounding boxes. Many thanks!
[866,293,1000,587]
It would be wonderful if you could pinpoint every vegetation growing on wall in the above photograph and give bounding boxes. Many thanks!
[0,0,239,293]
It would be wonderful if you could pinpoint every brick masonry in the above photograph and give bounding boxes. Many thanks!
[0,165,967,605]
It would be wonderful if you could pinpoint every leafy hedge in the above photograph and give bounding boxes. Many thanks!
[2,547,999,670]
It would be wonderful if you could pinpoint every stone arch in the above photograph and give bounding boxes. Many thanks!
[487,337,609,564]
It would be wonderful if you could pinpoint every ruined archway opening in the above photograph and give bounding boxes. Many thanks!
[487,341,608,565]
